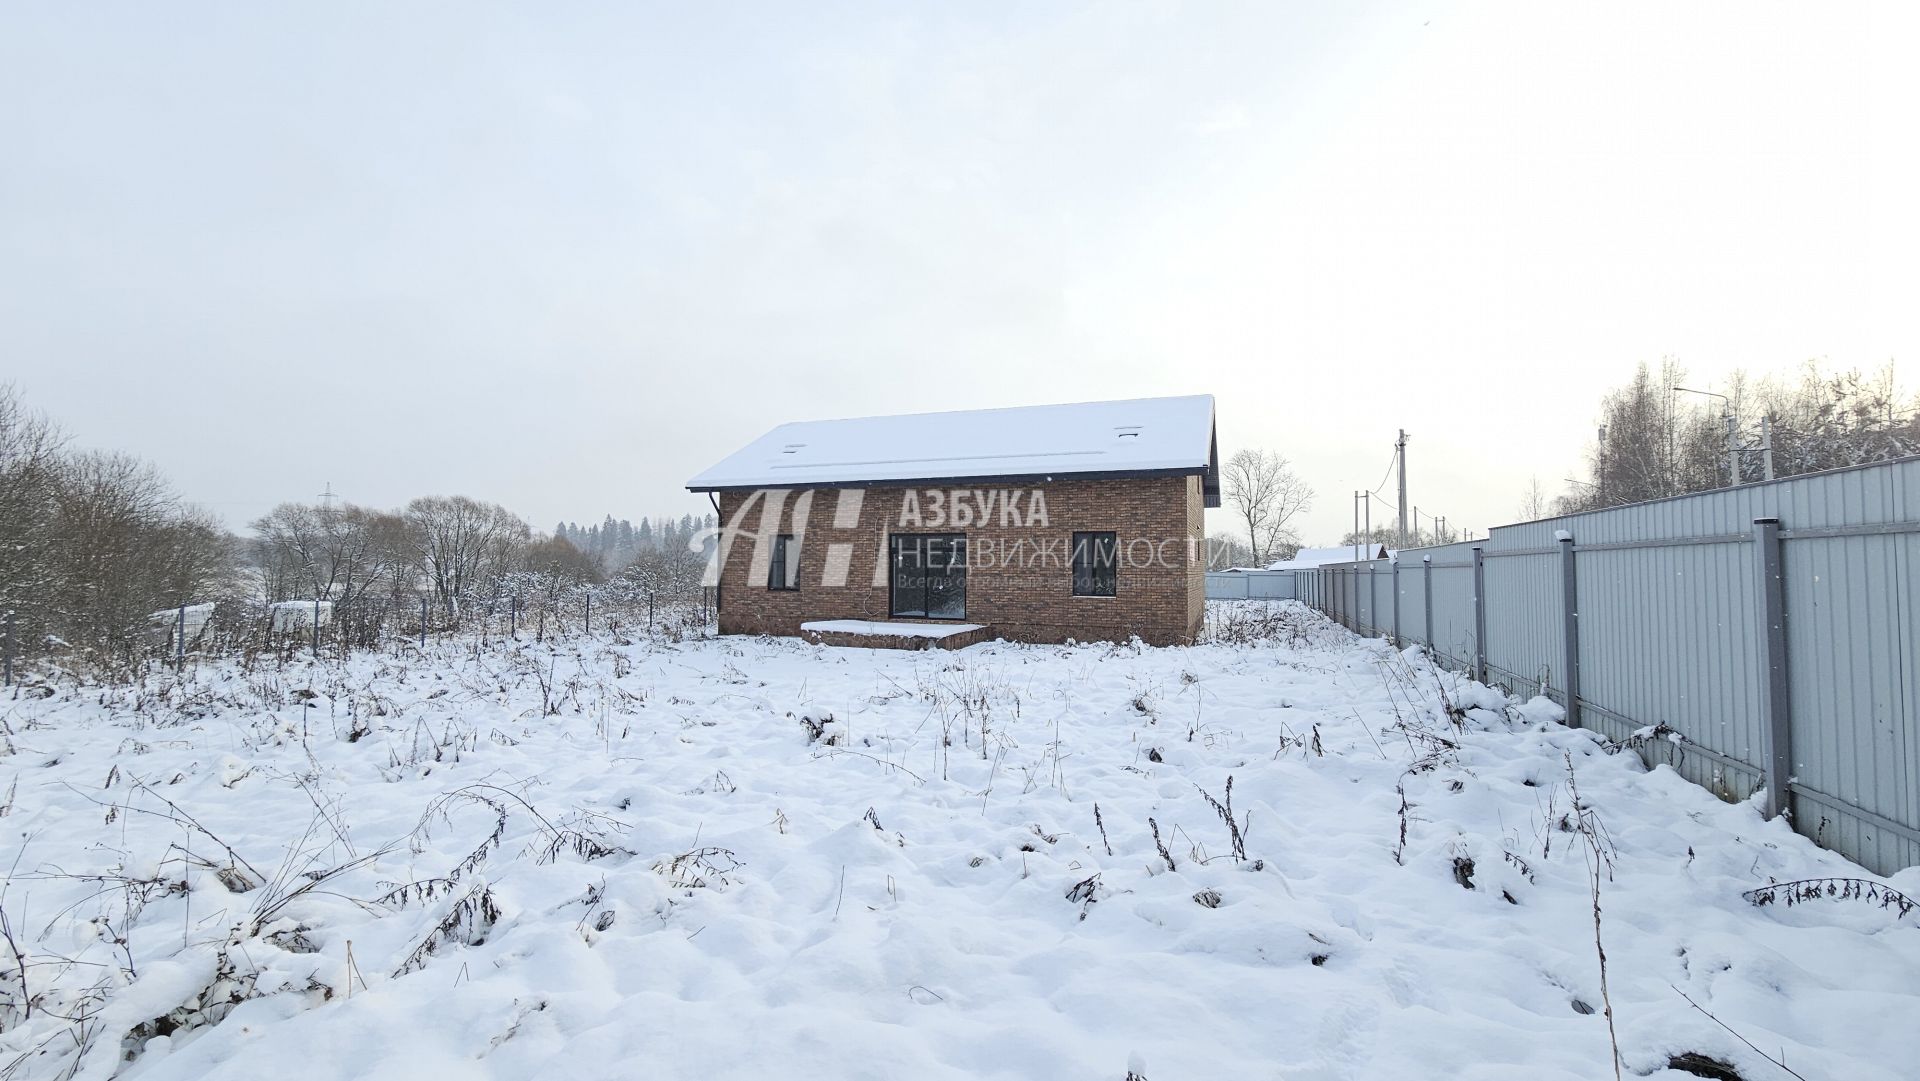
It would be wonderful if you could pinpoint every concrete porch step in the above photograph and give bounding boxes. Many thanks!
[800,619,993,650]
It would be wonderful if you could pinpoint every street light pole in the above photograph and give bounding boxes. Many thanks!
[1674,386,1740,487]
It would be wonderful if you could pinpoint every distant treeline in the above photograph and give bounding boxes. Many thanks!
[554,514,716,574]
[1538,360,1920,516]
[0,385,710,673]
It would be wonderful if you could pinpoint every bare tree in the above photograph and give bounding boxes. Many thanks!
[1561,359,1920,512]
[1221,448,1314,566]
[404,496,532,614]
[1517,477,1549,521]
[0,385,65,648]
[43,451,231,661]
[251,502,406,606]
[1204,532,1257,570]
[1756,362,1920,474]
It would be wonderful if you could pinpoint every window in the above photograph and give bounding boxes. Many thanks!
[1072,531,1118,597]
[890,534,967,618]
[767,534,799,591]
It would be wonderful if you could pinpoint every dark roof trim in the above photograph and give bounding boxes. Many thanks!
[1203,421,1220,508]
[691,463,1222,508]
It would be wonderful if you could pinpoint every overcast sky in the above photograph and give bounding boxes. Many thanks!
[4,2,1915,544]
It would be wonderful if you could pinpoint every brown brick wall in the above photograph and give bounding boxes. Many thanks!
[713,476,1205,645]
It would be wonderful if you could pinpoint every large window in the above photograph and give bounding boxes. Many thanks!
[767,534,799,591]
[890,534,967,618]
[1072,531,1118,597]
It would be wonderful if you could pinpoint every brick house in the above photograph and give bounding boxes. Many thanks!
[686,395,1220,647]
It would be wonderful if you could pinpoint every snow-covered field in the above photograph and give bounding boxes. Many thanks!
[3,602,1915,1081]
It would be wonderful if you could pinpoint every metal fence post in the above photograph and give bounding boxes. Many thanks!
[1422,555,1433,649]
[312,598,321,655]
[2,611,13,686]
[176,604,187,664]
[1366,562,1376,635]
[1471,546,1487,683]
[1391,558,1401,644]
[510,596,518,638]
[1754,517,1793,821]
[419,596,428,649]
[1558,532,1581,728]
[584,592,592,635]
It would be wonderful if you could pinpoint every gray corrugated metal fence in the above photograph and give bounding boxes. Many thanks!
[1296,455,1920,876]
[1205,570,1298,601]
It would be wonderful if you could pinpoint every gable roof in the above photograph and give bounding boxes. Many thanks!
[1266,544,1388,570]
[687,394,1220,506]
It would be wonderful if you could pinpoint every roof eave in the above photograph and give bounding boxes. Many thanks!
[687,463,1215,496]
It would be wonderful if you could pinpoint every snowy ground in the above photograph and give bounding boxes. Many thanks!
[2,601,1916,1081]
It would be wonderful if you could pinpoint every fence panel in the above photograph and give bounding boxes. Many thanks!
[1295,456,1920,875]
[1576,539,1766,801]
[1203,570,1298,601]
[1398,558,1428,649]
[1423,543,1481,673]
[1481,548,1561,700]
[1781,528,1920,873]
[1204,573,1251,600]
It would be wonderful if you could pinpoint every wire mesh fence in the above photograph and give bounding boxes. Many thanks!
[2,587,718,682]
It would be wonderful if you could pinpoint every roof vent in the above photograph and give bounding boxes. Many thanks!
[1115,426,1142,439]
[781,442,807,454]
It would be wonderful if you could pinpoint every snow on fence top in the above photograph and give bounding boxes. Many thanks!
[687,394,1218,496]
[147,603,216,624]
[269,600,333,632]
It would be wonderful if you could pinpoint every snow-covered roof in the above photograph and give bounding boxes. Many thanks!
[1266,545,1388,570]
[688,395,1219,505]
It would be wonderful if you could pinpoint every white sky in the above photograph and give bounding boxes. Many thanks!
[3,2,1915,544]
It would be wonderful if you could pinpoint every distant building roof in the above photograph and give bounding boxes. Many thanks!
[687,395,1220,506]
[1266,544,1388,570]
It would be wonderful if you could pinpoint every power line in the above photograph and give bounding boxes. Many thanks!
[1366,450,1398,496]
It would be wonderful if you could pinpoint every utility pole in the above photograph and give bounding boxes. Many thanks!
[1352,491,1361,562]
[1725,411,1742,486]
[1395,429,1409,548]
